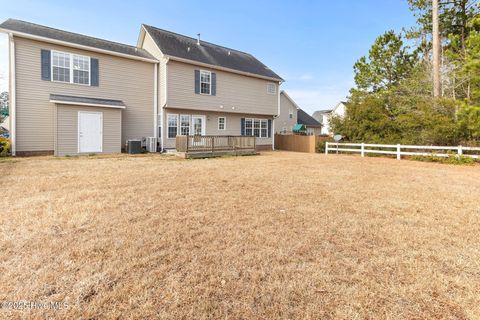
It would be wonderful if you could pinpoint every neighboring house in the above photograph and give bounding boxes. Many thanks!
[312,110,332,135]
[137,24,283,151]
[275,90,298,134]
[312,101,347,135]
[297,109,322,136]
[0,19,283,156]
[0,115,9,137]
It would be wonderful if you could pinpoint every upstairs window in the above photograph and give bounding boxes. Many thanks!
[73,54,90,85]
[200,70,211,95]
[52,51,70,83]
[52,50,90,85]
[289,108,294,119]
[267,83,276,94]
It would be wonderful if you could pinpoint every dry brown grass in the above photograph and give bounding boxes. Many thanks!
[1,151,480,319]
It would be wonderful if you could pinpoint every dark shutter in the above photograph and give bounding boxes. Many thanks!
[90,58,99,86]
[211,72,216,96]
[41,49,51,81]
[241,118,245,136]
[194,70,200,94]
[268,119,272,138]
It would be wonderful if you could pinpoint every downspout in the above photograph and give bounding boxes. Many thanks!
[153,63,158,151]
[8,33,16,156]
[273,81,282,151]
[160,57,169,151]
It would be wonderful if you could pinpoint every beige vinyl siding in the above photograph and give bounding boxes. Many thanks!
[14,36,155,152]
[167,60,278,116]
[162,108,272,149]
[140,32,166,107]
[275,92,298,133]
[55,104,121,156]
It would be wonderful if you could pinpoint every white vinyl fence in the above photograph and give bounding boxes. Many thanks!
[325,142,480,160]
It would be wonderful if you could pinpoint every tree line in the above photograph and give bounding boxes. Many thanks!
[331,0,480,146]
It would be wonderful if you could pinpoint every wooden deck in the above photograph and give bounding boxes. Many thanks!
[176,135,257,159]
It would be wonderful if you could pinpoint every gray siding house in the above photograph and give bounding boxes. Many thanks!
[1,19,283,156]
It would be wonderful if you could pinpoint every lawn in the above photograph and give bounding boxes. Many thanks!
[1,151,480,319]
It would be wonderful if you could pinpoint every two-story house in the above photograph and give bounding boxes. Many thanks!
[137,24,283,151]
[1,19,283,156]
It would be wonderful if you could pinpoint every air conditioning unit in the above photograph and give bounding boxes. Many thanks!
[146,137,157,152]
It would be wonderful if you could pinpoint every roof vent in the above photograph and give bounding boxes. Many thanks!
[228,51,231,56]
[187,47,190,52]
[197,33,201,45]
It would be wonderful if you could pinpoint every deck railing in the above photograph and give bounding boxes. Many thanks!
[176,135,256,153]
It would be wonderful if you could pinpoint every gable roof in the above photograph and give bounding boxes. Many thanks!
[280,91,300,110]
[297,109,322,127]
[142,24,283,81]
[0,19,156,62]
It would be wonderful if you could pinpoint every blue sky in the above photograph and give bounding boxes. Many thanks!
[0,0,416,114]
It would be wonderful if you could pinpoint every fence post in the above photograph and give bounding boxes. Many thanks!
[458,145,463,156]
[361,143,365,157]
[325,142,329,155]
[396,144,401,160]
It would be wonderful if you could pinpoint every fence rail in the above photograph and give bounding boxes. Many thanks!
[325,142,480,160]
[176,135,256,153]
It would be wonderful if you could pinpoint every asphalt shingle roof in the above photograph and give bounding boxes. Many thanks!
[298,109,322,127]
[143,24,283,80]
[0,19,155,61]
[50,94,126,108]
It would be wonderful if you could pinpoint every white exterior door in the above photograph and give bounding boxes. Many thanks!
[192,115,206,135]
[78,111,103,153]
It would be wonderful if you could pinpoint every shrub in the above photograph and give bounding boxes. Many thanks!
[0,137,11,157]
[316,137,334,153]
[410,153,477,165]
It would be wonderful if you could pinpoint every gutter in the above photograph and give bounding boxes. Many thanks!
[8,33,16,156]
[0,28,159,64]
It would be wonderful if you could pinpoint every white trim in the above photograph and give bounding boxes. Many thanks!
[153,63,158,151]
[191,115,206,135]
[77,111,103,154]
[0,29,158,63]
[280,90,300,110]
[8,33,16,156]
[50,99,125,109]
[165,55,283,82]
[218,116,226,130]
[179,114,191,135]
[199,70,212,95]
[166,113,178,139]
[51,50,91,86]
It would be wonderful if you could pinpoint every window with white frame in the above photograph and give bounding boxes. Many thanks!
[167,114,178,138]
[260,120,268,137]
[253,119,261,137]
[289,108,294,119]
[218,117,226,130]
[73,54,90,85]
[245,118,269,138]
[267,83,276,94]
[180,115,190,136]
[245,119,253,136]
[52,50,90,85]
[200,70,211,95]
[52,51,70,83]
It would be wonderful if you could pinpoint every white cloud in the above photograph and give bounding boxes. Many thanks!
[0,34,8,92]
